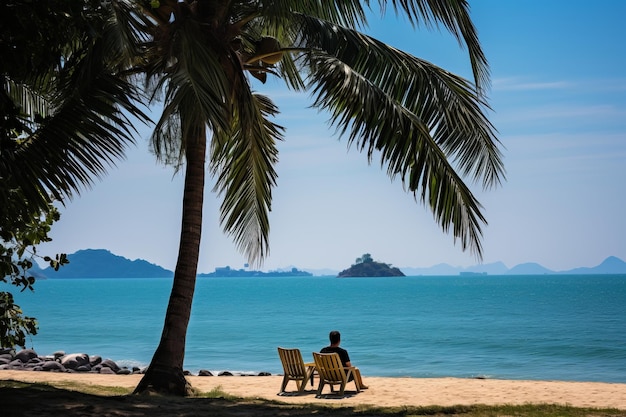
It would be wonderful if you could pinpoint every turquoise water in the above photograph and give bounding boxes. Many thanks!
[11,274,626,382]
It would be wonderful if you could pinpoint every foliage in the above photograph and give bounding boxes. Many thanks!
[0,292,37,349]
[1,0,147,349]
[0,0,149,218]
[0,197,69,348]
[355,254,374,264]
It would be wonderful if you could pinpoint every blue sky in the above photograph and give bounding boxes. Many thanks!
[39,1,626,273]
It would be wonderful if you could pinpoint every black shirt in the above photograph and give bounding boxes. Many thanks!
[320,346,350,367]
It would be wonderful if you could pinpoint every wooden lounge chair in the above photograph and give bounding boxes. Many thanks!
[277,347,316,395]
[312,351,360,397]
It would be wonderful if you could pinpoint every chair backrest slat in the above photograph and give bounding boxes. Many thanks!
[278,347,306,377]
[313,352,346,384]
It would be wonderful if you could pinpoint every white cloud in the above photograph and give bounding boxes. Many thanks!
[493,77,571,91]
[494,76,626,93]
[495,104,626,125]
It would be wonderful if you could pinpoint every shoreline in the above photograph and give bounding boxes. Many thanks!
[2,370,626,409]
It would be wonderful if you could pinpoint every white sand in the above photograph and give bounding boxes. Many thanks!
[3,371,626,409]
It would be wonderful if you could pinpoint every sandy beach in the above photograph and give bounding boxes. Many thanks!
[2,371,626,410]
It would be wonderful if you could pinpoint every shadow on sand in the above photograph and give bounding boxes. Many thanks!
[1,381,368,417]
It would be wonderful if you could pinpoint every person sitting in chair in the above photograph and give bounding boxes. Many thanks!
[321,330,368,389]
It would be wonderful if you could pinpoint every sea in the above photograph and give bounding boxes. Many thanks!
[10,274,626,383]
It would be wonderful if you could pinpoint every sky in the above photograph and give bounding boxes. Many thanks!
[38,1,626,273]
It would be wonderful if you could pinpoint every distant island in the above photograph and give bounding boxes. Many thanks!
[198,266,312,278]
[459,271,488,276]
[36,249,312,279]
[338,254,405,277]
[30,248,626,278]
[40,249,173,279]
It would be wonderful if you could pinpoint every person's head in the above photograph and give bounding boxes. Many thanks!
[329,330,341,345]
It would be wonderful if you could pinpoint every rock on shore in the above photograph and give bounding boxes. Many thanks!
[0,348,271,376]
[0,348,137,375]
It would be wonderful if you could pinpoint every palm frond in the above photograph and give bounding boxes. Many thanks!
[275,50,308,91]
[298,15,503,185]
[210,85,283,267]
[294,16,504,257]
[377,0,490,94]
[260,0,368,28]
[309,53,486,256]
[12,74,144,209]
[109,0,155,70]
[3,79,51,124]
[149,15,232,164]
[2,2,150,215]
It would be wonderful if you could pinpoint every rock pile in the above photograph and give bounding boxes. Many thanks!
[0,348,137,374]
[0,348,272,376]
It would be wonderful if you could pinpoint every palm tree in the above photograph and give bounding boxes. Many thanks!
[123,0,504,395]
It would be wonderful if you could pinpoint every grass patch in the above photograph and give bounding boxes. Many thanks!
[366,403,626,416]
[1,379,131,396]
[197,384,240,400]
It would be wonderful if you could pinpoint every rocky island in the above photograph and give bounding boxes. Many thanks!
[338,253,405,277]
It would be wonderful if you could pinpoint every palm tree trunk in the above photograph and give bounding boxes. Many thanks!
[134,124,206,396]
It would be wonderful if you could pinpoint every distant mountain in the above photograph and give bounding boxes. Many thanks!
[28,261,48,279]
[400,263,462,276]
[301,268,339,277]
[401,261,511,276]
[42,249,173,278]
[466,261,510,275]
[561,256,626,275]
[507,262,554,275]
[398,256,626,276]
